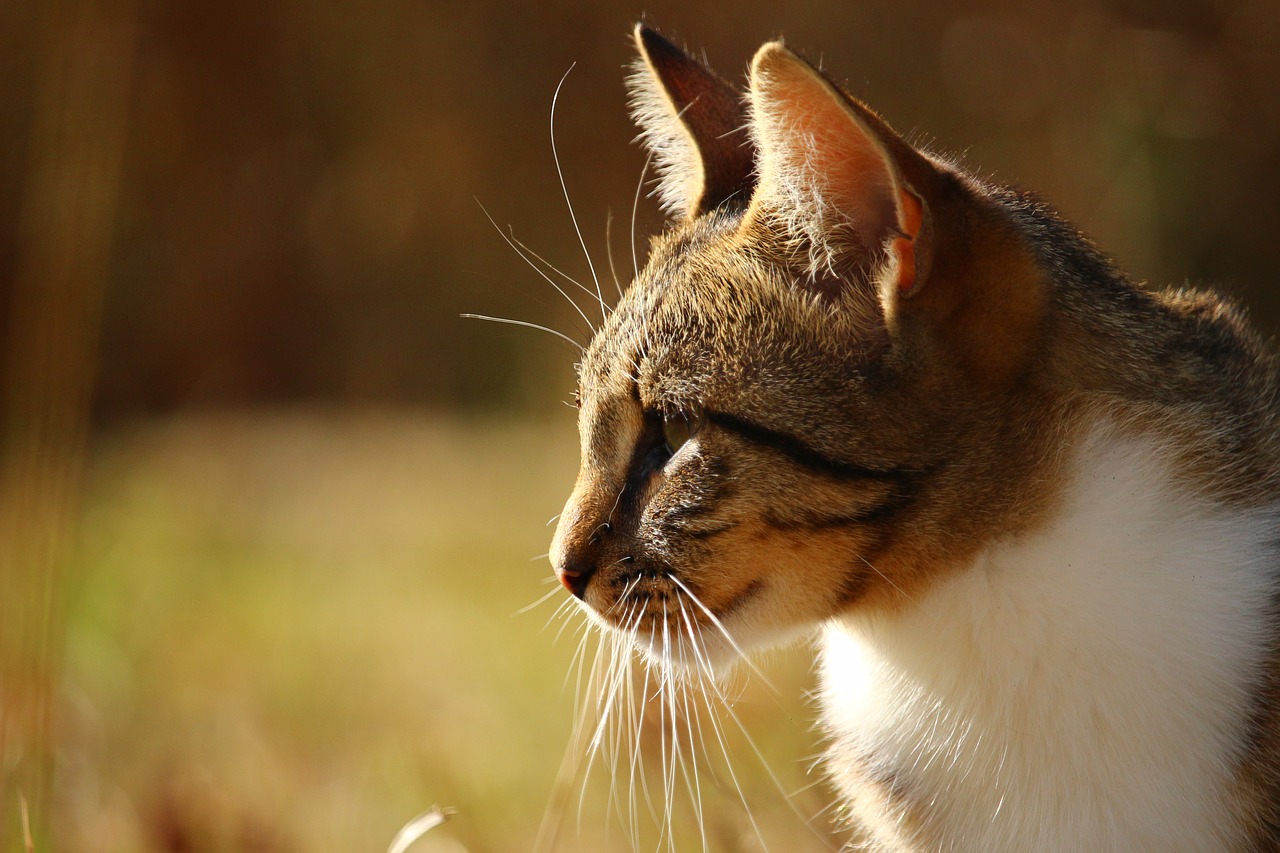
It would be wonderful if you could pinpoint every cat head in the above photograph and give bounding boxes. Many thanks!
[550,26,1059,671]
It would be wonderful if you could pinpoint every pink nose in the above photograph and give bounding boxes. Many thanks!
[557,557,595,599]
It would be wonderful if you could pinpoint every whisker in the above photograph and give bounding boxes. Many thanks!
[575,620,609,718]
[659,609,678,852]
[535,606,601,853]
[509,230,609,320]
[604,608,637,833]
[602,573,641,619]
[549,63,607,326]
[573,626,618,833]
[550,596,588,640]
[679,625,772,852]
[630,151,652,279]
[586,612,632,758]
[604,209,625,303]
[582,621,635,821]
[675,596,768,844]
[630,646,661,840]
[559,613,593,686]
[673,597,711,853]
[474,198,596,334]
[686,625,839,851]
[460,313,582,351]
[677,588,840,849]
[668,575,779,695]
[515,583,564,616]
[857,553,916,604]
[674,603,730,775]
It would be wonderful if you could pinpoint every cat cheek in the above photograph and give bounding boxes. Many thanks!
[715,525,880,618]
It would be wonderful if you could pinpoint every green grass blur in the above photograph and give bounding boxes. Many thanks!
[56,411,838,852]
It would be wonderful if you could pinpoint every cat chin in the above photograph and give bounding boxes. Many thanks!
[628,629,738,679]
[625,609,808,680]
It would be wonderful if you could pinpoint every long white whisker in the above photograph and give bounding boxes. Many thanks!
[660,610,679,852]
[668,575,779,695]
[604,209,625,303]
[509,230,610,320]
[856,553,916,604]
[687,624,839,851]
[535,601,601,853]
[517,583,566,616]
[460,313,582,351]
[552,598,590,643]
[475,199,596,333]
[675,602,730,775]
[588,631,637,756]
[679,628,773,852]
[587,610,636,831]
[549,63,606,325]
[630,152,652,279]
[576,619,629,835]
[654,610,670,847]
[565,630,593,691]
[673,596,710,853]
[605,605,640,836]
[619,642,641,851]
[578,621,611,721]
[633,652,661,840]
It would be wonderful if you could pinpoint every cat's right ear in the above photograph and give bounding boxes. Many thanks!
[628,24,755,219]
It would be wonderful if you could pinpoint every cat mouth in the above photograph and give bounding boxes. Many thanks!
[586,572,766,675]
[591,568,763,637]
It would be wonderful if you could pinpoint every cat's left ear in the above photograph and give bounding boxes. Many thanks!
[628,25,756,219]
[746,42,935,302]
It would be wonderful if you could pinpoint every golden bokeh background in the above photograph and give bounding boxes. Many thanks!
[1,0,1278,850]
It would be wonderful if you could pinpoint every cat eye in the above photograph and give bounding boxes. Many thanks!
[661,409,705,456]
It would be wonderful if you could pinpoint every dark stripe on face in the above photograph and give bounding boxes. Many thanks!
[763,487,917,532]
[707,410,924,483]
[685,520,740,540]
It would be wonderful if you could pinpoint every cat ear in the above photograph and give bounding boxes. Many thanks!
[628,24,756,219]
[746,41,931,299]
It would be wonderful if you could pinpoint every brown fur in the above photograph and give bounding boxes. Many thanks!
[550,25,1280,850]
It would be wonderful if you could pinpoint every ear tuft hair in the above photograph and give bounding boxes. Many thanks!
[748,43,900,273]
[627,25,754,219]
[626,50,700,217]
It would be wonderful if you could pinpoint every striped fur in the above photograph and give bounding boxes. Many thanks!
[549,27,1280,850]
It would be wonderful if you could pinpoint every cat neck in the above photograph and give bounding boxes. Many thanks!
[819,420,1279,851]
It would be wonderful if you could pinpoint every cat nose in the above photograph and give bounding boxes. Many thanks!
[551,487,608,599]
[557,555,596,599]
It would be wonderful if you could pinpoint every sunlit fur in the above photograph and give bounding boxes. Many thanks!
[822,423,1279,851]
[534,579,826,853]
[627,55,704,220]
[545,26,1280,853]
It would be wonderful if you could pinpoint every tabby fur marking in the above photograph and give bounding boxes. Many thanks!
[549,24,1280,852]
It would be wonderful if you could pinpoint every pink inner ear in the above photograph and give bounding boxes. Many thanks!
[893,188,924,294]
[813,124,898,251]
[754,53,902,257]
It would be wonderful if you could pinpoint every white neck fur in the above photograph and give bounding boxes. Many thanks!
[820,425,1279,852]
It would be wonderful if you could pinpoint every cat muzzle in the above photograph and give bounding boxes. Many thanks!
[556,556,596,599]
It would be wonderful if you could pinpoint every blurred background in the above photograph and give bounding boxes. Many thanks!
[1,0,1278,850]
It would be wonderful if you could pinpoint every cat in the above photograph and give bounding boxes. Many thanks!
[548,23,1280,852]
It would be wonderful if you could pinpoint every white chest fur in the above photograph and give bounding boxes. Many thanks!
[820,430,1279,852]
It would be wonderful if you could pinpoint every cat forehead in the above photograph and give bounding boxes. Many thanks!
[578,228,878,400]
[580,230,774,375]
